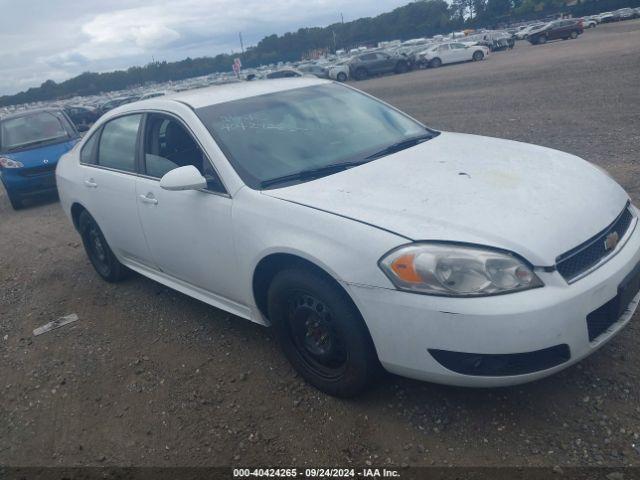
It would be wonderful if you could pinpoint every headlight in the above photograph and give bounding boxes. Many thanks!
[379,243,543,297]
[0,157,24,168]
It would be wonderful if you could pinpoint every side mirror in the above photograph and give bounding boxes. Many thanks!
[77,124,90,132]
[160,165,207,191]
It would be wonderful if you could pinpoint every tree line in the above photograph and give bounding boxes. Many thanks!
[1,0,637,107]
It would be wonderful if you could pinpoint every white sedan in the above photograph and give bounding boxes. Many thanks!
[56,78,640,397]
[327,61,350,82]
[419,42,489,68]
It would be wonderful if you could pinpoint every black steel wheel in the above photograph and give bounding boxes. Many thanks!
[78,210,129,282]
[267,267,379,397]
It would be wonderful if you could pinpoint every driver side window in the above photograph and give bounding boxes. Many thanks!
[142,113,225,193]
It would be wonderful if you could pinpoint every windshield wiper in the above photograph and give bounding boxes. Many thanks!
[260,159,372,189]
[4,136,69,153]
[365,132,437,161]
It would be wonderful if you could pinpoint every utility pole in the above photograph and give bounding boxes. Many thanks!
[239,32,245,55]
[341,12,344,24]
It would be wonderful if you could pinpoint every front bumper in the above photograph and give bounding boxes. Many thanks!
[345,215,640,387]
[1,167,58,197]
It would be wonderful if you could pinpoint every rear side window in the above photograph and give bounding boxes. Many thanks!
[97,114,142,172]
[80,132,99,164]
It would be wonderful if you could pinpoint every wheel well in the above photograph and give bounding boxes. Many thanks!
[253,253,352,321]
[71,202,87,231]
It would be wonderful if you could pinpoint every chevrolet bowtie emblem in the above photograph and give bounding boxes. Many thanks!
[604,231,620,252]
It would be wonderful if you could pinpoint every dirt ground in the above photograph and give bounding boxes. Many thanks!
[1,20,640,469]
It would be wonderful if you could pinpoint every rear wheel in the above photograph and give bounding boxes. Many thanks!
[78,210,129,282]
[267,267,379,397]
[472,50,484,61]
[336,72,348,82]
[429,57,442,68]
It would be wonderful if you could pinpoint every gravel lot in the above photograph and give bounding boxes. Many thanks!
[1,20,640,469]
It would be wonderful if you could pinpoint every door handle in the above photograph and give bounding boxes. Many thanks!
[84,179,98,188]
[139,193,158,205]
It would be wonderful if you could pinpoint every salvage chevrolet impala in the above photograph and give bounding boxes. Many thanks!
[56,78,640,397]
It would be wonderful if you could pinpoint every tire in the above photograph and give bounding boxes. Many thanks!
[336,72,348,82]
[354,68,368,81]
[570,31,578,39]
[78,210,129,282]
[538,35,547,44]
[429,57,442,68]
[267,267,379,397]
[472,50,484,61]
[394,61,409,74]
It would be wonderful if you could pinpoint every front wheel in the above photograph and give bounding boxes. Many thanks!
[267,267,379,397]
[537,35,547,44]
[472,50,484,61]
[78,210,129,282]
[570,31,578,39]
[429,57,442,68]
[336,72,347,82]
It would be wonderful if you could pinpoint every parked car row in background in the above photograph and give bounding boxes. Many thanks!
[1,8,637,211]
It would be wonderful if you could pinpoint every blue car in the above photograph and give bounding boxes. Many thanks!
[0,108,79,209]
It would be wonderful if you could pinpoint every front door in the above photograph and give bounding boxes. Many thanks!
[134,113,241,304]
[448,43,469,62]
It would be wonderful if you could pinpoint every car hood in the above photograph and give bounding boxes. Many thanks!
[263,132,630,266]
[3,139,78,168]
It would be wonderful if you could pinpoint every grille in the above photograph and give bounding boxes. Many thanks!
[556,205,633,282]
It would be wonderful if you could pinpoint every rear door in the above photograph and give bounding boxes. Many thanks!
[375,53,395,73]
[437,44,453,64]
[79,113,154,267]
[549,21,565,39]
[357,53,377,73]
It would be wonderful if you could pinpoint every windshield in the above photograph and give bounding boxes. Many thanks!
[0,111,71,152]
[196,83,433,189]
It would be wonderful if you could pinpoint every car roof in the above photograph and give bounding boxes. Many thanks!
[0,107,64,121]
[164,77,329,109]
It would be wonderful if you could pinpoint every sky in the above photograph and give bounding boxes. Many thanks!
[0,0,411,95]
